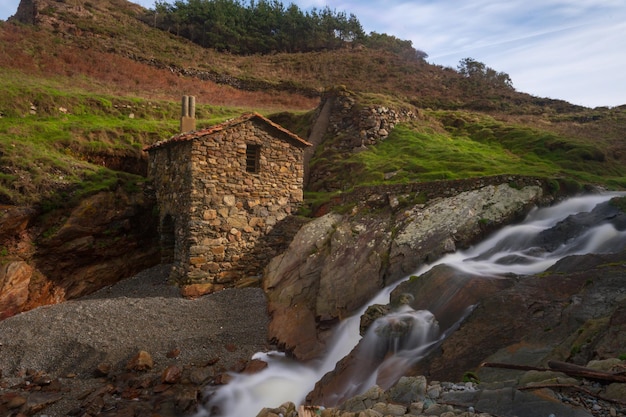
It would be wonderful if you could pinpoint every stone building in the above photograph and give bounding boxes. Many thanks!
[145,104,311,293]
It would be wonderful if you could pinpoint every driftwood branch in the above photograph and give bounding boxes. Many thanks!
[519,383,626,406]
[547,360,626,383]
[480,361,626,384]
[480,362,550,372]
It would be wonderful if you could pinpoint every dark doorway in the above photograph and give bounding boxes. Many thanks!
[160,214,176,263]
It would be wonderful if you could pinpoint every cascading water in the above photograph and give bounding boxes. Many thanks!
[198,192,626,417]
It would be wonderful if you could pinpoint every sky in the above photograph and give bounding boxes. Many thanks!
[2,0,625,108]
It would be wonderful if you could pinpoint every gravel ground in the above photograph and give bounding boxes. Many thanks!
[0,264,271,416]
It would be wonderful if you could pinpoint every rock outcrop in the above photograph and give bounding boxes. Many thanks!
[0,187,159,318]
[263,179,552,361]
[305,196,626,406]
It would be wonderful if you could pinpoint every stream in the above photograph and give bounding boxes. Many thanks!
[198,192,626,416]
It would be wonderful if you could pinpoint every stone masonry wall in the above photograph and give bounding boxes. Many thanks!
[185,120,305,289]
[147,141,193,282]
[323,88,419,151]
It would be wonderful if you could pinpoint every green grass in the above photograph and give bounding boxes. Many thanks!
[0,75,247,206]
[342,111,626,189]
[346,122,555,185]
[2,69,625,211]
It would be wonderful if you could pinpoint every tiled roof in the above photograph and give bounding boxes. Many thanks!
[144,112,312,151]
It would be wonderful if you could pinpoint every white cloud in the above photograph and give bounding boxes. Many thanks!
[1,0,624,107]
[317,0,626,107]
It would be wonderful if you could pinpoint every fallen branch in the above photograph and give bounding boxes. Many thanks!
[547,360,626,384]
[480,361,626,384]
[480,362,549,372]
[519,383,626,406]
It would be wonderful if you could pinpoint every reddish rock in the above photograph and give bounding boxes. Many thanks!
[243,359,268,374]
[95,362,112,377]
[33,189,160,300]
[180,283,214,298]
[0,205,36,238]
[2,392,27,409]
[166,348,181,358]
[126,351,153,371]
[161,365,182,384]
[0,261,33,320]
[23,391,63,414]
[213,373,233,385]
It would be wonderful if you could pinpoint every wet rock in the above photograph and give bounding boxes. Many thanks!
[264,183,546,361]
[243,359,268,374]
[360,304,391,336]
[256,401,297,417]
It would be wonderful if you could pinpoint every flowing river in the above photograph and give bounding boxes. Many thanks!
[198,192,626,416]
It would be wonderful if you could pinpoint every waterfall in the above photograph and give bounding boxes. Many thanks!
[197,192,626,417]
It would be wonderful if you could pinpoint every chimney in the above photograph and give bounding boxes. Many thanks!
[180,95,196,133]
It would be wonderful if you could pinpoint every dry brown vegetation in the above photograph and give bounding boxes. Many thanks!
[1,0,625,208]
[0,22,318,111]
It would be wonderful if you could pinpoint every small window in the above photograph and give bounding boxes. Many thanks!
[246,144,261,173]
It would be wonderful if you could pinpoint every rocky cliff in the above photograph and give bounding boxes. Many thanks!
[0,186,160,319]
[263,177,558,361]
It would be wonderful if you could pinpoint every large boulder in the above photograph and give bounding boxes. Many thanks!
[263,182,548,361]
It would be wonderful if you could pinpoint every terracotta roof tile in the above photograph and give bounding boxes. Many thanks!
[144,112,311,151]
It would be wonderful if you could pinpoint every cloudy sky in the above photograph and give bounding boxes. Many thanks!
[2,0,625,108]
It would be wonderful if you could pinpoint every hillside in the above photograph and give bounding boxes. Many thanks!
[0,0,625,304]
[1,0,624,202]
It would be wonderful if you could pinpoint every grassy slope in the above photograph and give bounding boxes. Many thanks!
[0,0,625,209]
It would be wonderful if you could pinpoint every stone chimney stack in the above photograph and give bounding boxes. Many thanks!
[180,95,196,133]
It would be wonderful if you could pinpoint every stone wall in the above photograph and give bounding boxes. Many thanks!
[148,119,306,291]
[323,87,419,151]
[147,141,194,282]
[307,87,419,191]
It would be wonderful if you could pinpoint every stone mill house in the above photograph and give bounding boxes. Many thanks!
[144,97,311,295]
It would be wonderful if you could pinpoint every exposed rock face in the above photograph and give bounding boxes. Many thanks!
[406,248,626,383]
[305,197,626,406]
[0,187,159,319]
[387,182,545,277]
[263,181,550,361]
[264,212,392,360]
[0,261,33,320]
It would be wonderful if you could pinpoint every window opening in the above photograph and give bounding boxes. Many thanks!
[246,144,261,173]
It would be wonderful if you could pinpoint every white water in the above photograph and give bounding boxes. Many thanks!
[198,192,626,417]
